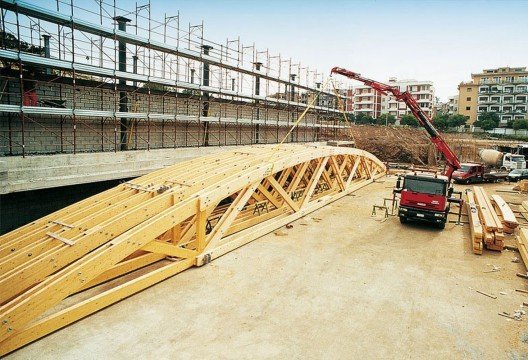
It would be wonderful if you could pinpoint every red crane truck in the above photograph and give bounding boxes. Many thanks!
[331,67,462,229]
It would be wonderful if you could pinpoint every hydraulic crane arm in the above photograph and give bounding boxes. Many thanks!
[331,67,461,180]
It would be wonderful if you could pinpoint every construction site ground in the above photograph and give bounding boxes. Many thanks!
[6,178,528,359]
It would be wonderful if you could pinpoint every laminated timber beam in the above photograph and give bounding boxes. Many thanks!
[0,144,385,355]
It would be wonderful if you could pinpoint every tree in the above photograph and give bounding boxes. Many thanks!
[344,113,355,123]
[355,112,375,125]
[433,114,449,130]
[513,119,528,130]
[474,111,500,130]
[447,114,468,128]
[400,114,419,127]
[0,31,44,71]
[376,114,396,126]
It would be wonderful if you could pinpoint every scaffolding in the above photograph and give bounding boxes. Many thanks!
[0,0,349,156]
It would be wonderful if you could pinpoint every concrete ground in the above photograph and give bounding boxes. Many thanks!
[6,178,528,359]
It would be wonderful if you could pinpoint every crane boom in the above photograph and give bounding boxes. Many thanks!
[331,67,461,180]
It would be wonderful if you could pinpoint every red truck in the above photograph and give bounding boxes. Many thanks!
[452,163,509,184]
[331,67,462,229]
[395,173,452,229]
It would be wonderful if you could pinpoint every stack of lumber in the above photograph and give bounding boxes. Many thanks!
[473,186,505,251]
[518,228,528,271]
[490,194,519,234]
[520,201,528,222]
[513,180,528,192]
[466,189,483,255]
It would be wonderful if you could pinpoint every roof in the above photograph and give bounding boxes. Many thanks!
[405,173,449,182]
[461,162,482,166]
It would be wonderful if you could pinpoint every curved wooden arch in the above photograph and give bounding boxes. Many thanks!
[0,144,385,354]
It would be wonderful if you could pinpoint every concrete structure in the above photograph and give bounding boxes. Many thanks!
[434,96,459,117]
[0,0,347,158]
[348,77,435,120]
[458,66,528,125]
[345,88,354,112]
[447,95,459,114]
[352,85,382,118]
[384,78,435,120]
[458,82,479,123]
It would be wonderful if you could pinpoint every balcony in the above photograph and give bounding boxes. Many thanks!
[479,78,528,85]
[354,99,374,104]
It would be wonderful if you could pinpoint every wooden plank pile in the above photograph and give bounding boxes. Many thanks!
[520,201,528,222]
[490,195,519,234]
[467,186,506,253]
[518,228,528,271]
[513,179,528,193]
[465,189,483,255]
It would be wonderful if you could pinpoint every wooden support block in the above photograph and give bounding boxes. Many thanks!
[491,195,518,234]
[518,228,528,271]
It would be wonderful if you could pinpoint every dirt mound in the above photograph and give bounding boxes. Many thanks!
[349,125,430,164]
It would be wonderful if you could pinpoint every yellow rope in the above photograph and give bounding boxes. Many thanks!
[263,77,356,176]
[267,76,332,162]
[330,78,355,143]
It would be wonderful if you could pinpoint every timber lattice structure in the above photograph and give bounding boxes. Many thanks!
[0,144,385,355]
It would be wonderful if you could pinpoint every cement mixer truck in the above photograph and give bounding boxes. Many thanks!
[478,149,526,171]
[452,149,525,184]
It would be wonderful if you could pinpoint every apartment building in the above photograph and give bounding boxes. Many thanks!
[447,96,458,114]
[383,78,435,119]
[347,77,435,120]
[351,85,382,118]
[458,67,528,125]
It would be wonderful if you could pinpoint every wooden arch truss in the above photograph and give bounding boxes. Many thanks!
[0,144,385,355]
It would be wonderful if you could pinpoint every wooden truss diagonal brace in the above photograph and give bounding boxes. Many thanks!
[141,240,197,259]
[301,157,330,208]
[202,181,261,254]
[346,156,361,187]
[257,184,282,209]
[328,156,346,191]
[267,175,300,212]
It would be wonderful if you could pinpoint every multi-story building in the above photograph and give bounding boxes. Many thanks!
[447,95,459,114]
[351,85,382,118]
[345,89,354,112]
[347,77,435,120]
[458,67,528,125]
[384,78,435,120]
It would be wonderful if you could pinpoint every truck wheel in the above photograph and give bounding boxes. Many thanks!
[437,222,446,230]
[399,216,407,224]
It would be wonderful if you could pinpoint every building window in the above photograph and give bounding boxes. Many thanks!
[466,106,471,111]
[467,88,472,92]
[466,97,471,101]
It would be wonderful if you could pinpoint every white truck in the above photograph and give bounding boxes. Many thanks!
[479,149,526,171]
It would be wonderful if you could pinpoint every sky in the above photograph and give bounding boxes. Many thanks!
[144,0,528,101]
[36,0,528,101]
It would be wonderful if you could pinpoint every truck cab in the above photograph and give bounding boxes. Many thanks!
[452,163,483,184]
[396,173,450,229]
[503,153,526,170]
